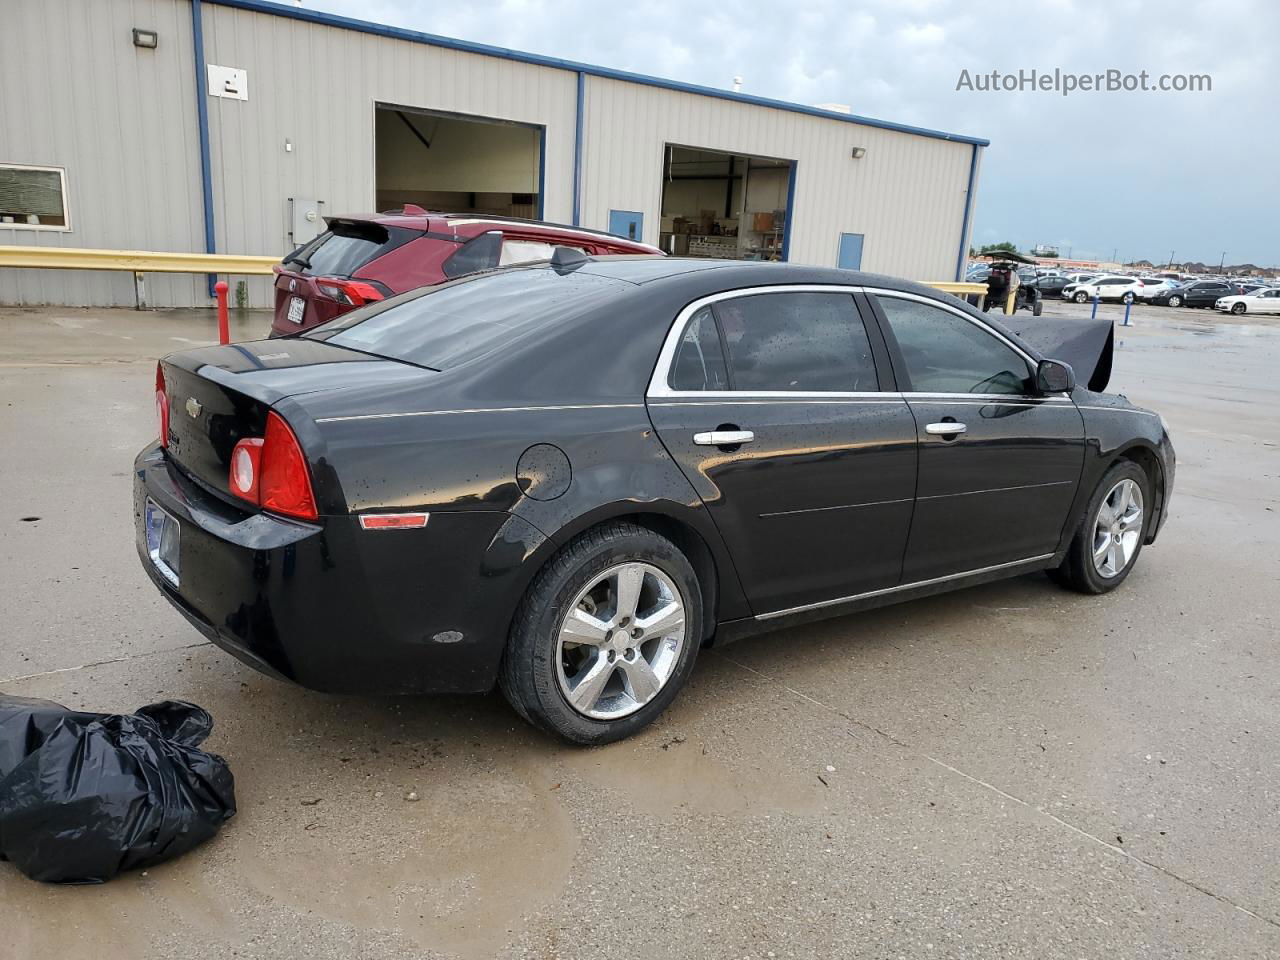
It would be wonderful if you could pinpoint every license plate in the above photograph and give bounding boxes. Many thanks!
[287,296,306,324]
[144,498,180,587]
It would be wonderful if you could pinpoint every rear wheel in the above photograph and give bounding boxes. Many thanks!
[499,522,702,744]
[1050,461,1150,594]
[1122,291,1136,304]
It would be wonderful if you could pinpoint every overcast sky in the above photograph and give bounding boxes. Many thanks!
[310,0,1276,266]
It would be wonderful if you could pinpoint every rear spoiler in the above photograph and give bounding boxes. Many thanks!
[1007,317,1114,393]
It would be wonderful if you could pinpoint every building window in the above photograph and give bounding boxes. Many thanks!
[0,164,70,230]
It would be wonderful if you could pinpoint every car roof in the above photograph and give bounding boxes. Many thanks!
[327,210,662,253]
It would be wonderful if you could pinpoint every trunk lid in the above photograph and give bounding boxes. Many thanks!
[160,338,434,497]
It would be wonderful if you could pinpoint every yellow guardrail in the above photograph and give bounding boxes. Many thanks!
[925,281,987,297]
[0,245,277,275]
[0,244,993,310]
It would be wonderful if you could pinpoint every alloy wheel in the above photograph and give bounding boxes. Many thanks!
[555,562,687,720]
[1092,478,1144,578]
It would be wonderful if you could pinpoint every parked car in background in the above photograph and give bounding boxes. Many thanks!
[136,258,1174,744]
[1216,287,1280,315]
[1062,276,1145,303]
[1149,280,1234,308]
[1034,274,1072,298]
[269,208,663,336]
[1137,278,1179,300]
[1065,273,1098,284]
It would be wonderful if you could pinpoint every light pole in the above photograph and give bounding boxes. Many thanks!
[1219,251,1226,273]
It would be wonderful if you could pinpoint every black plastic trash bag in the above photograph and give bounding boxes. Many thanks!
[0,696,236,884]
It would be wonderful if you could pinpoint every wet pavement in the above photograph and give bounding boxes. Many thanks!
[1,300,1278,959]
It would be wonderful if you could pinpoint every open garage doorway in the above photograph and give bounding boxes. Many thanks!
[374,103,542,218]
[659,145,793,260]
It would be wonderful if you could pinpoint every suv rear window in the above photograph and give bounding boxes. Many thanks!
[310,267,627,370]
[287,220,417,277]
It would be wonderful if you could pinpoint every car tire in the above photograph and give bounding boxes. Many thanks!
[1050,460,1151,595]
[1168,295,1183,307]
[1074,291,1089,303]
[1231,302,1247,315]
[1122,292,1136,304]
[499,521,703,745]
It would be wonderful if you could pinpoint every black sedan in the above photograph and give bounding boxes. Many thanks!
[1032,274,1071,297]
[1149,279,1235,308]
[135,257,1175,744]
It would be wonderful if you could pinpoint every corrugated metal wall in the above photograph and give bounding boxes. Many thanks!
[580,76,976,281]
[0,0,207,307]
[200,1,577,307]
[0,0,980,307]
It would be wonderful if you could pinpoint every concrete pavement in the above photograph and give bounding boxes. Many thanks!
[1,300,1277,959]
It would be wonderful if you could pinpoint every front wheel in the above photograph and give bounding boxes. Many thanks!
[1050,461,1150,594]
[499,522,702,744]
[1231,302,1247,315]
[1168,295,1183,307]
[1074,291,1089,303]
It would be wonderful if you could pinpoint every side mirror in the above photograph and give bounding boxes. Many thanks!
[1036,358,1076,394]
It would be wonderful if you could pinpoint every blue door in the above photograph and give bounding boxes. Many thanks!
[608,210,643,242]
[837,232,865,270]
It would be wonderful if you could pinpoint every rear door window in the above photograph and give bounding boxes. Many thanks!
[442,231,502,279]
[712,292,879,392]
[668,307,730,391]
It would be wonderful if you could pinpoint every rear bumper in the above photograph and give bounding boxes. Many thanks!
[134,444,547,694]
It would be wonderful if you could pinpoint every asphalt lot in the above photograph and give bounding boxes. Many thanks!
[1,297,1278,959]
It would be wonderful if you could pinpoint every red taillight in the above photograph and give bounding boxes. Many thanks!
[315,277,386,306]
[227,411,318,521]
[156,362,169,449]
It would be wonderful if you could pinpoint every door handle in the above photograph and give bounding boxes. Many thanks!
[694,430,755,446]
[925,422,967,437]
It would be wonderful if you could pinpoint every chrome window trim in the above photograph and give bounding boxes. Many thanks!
[647,283,1071,402]
[647,284,877,399]
[756,553,1056,621]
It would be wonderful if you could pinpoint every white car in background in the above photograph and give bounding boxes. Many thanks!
[1215,287,1280,315]
[1138,277,1179,300]
[1062,275,1145,304]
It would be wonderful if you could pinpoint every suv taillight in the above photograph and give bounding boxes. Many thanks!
[156,362,169,449]
[315,277,387,306]
[228,411,318,520]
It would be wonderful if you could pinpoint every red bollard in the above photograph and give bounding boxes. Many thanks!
[215,280,230,345]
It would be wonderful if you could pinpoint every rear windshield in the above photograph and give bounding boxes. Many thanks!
[308,267,626,370]
[287,221,417,277]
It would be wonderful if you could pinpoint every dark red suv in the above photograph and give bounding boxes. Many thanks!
[270,208,663,336]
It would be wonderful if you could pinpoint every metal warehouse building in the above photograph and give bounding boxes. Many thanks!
[0,0,987,308]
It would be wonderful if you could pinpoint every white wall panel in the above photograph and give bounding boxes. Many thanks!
[580,76,977,281]
[1,0,981,307]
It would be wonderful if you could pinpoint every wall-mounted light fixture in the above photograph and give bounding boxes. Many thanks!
[851,147,867,159]
[132,28,159,49]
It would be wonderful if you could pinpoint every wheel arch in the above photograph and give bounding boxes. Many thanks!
[1111,440,1166,544]
[518,500,750,645]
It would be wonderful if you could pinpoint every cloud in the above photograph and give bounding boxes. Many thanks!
[305,0,1279,264]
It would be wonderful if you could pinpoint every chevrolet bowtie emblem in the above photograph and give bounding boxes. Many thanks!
[186,397,203,419]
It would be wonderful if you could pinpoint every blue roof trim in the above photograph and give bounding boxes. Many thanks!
[205,0,990,148]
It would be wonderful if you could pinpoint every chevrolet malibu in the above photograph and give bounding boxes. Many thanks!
[136,256,1175,744]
